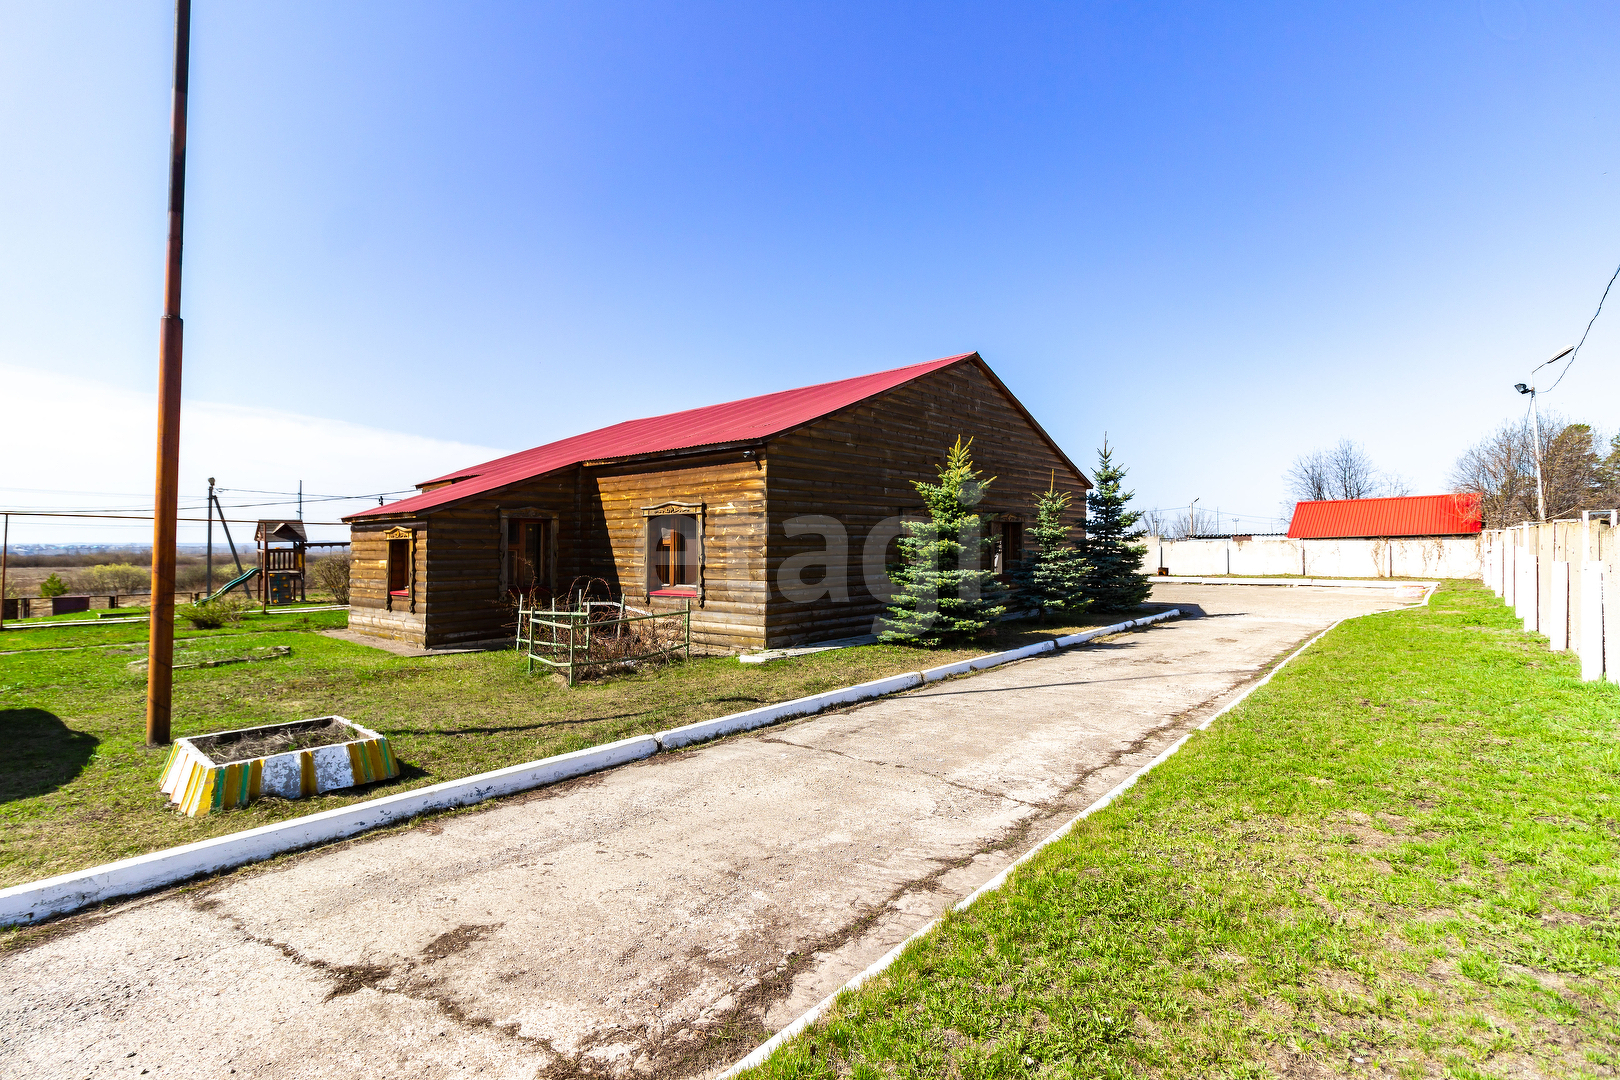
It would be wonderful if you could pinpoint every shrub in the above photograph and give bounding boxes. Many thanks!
[75,563,151,595]
[176,594,254,629]
[38,573,68,598]
[313,553,351,604]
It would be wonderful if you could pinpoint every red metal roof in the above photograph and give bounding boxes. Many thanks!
[350,353,978,520]
[1286,494,1482,539]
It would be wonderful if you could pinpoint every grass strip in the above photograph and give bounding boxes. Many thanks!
[744,580,1620,1080]
[0,608,1133,890]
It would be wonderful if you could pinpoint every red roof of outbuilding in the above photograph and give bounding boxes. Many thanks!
[349,353,986,520]
[1286,494,1482,539]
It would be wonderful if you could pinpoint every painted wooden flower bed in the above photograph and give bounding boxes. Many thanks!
[159,716,398,816]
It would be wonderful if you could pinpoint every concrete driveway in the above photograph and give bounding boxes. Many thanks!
[0,584,1419,1080]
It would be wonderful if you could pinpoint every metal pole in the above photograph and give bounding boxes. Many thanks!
[214,493,245,579]
[1529,391,1547,522]
[206,477,214,595]
[298,480,303,521]
[146,0,190,747]
[1,513,9,632]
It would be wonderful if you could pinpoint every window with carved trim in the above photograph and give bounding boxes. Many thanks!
[648,514,698,593]
[387,538,410,596]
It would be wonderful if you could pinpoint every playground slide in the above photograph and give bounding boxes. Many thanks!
[205,566,259,603]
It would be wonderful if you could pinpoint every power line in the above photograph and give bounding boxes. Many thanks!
[215,487,415,499]
[1544,258,1620,394]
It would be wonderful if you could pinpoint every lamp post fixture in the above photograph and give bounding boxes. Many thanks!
[1514,345,1575,523]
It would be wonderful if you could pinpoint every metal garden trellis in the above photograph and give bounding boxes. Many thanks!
[517,591,691,686]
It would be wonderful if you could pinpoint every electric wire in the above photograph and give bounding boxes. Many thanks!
[1543,258,1620,394]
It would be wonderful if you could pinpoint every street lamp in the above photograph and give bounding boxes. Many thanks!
[1515,345,1575,522]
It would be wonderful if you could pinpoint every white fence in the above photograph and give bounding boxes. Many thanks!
[1144,535,1482,579]
[1481,513,1618,684]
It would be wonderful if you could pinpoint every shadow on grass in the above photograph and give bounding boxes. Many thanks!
[414,708,659,737]
[0,708,99,803]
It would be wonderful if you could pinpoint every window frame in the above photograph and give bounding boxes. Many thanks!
[498,508,557,600]
[986,516,1024,578]
[381,525,417,612]
[641,502,704,602]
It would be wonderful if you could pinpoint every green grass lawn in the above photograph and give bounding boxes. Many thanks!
[0,607,1131,890]
[745,581,1620,1080]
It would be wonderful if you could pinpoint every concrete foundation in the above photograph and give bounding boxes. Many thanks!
[347,604,428,647]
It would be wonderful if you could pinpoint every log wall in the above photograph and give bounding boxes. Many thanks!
[349,521,429,645]
[761,359,1089,646]
[349,454,767,651]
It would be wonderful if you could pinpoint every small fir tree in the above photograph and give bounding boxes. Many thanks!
[38,573,69,598]
[1079,437,1151,611]
[878,437,1007,645]
[1012,481,1090,619]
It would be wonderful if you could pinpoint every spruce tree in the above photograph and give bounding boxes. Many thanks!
[878,437,1007,645]
[1012,483,1090,619]
[1079,437,1151,612]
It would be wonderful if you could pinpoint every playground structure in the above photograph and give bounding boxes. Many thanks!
[255,521,309,605]
[203,517,348,606]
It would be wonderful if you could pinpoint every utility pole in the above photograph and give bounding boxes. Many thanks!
[298,480,303,521]
[146,0,190,747]
[206,477,215,595]
[1528,393,1546,522]
[1515,345,1573,524]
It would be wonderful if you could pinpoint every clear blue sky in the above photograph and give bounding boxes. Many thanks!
[3,1,1617,543]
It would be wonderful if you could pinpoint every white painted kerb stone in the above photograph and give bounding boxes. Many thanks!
[0,734,660,927]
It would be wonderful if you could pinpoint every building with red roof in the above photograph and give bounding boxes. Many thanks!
[1286,494,1482,539]
[342,352,1090,650]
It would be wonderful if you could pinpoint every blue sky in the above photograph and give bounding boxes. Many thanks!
[2,1,1617,543]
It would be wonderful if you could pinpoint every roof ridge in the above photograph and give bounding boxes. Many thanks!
[348,352,976,520]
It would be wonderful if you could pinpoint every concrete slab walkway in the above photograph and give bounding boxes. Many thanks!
[0,584,1418,1080]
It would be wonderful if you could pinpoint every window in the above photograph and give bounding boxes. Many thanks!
[387,538,410,596]
[648,514,698,592]
[506,519,549,595]
[993,521,1024,576]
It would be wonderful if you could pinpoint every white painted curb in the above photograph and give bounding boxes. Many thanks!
[0,734,660,927]
[718,588,1435,1078]
[0,607,1189,927]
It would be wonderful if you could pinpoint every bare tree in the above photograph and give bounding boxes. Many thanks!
[313,553,352,604]
[1169,503,1215,538]
[1449,412,1602,526]
[1285,439,1403,504]
[1135,508,1170,537]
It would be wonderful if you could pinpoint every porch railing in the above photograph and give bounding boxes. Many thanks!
[517,593,691,686]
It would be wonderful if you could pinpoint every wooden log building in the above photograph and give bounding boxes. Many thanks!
[342,352,1091,651]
